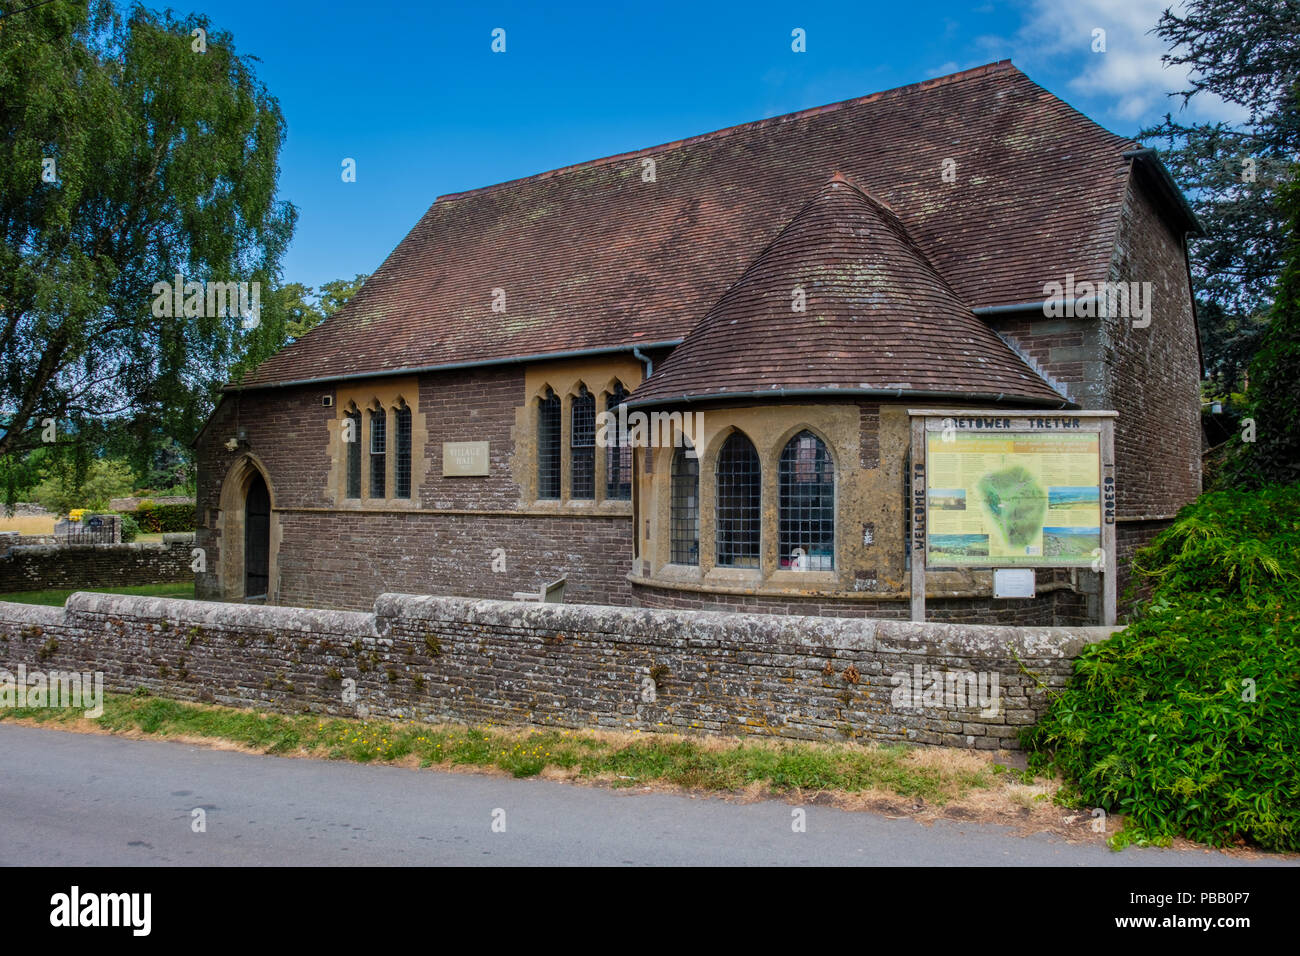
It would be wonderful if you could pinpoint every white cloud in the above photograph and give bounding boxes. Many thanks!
[1012,0,1248,125]
[927,61,961,78]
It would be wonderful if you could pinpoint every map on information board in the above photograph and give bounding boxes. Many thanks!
[925,431,1101,567]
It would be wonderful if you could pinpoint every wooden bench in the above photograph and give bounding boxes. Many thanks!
[512,576,566,604]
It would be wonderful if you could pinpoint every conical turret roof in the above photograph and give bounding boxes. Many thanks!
[629,176,1069,407]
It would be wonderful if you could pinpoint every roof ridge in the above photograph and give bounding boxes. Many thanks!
[434,61,1017,203]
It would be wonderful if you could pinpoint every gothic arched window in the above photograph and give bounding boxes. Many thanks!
[537,389,561,499]
[605,382,631,500]
[394,403,412,499]
[778,431,835,570]
[369,406,387,498]
[715,432,761,568]
[670,441,699,565]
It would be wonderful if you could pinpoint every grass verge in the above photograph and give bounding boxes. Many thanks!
[0,581,195,606]
[0,691,1007,804]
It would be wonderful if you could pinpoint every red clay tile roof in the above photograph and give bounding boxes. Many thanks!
[627,177,1071,407]
[240,61,1140,389]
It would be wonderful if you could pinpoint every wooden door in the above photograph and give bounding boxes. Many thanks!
[244,473,270,599]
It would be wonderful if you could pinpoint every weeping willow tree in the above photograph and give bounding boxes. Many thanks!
[0,0,296,499]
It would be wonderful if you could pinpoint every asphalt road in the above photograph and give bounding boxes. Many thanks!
[0,724,1291,866]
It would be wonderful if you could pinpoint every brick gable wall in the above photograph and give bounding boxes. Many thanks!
[1103,176,1204,518]
[1104,177,1204,601]
[984,176,1202,609]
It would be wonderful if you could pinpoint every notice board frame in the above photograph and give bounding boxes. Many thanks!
[907,409,1117,626]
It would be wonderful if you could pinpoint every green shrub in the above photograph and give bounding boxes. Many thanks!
[128,503,195,532]
[30,457,135,513]
[133,484,195,498]
[118,513,141,543]
[1023,484,1300,851]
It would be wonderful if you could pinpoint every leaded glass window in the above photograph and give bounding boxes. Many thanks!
[779,431,835,570]
[715,432,761,568]
[571,385,595,500]
[537,389,561,499]
[670,442,699,565]
[345,407,362,499]
[605,383,631,500]
[369,407,386,498]
[395,404,412,499]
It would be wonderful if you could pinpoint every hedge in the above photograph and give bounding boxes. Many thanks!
[124,503,195,533]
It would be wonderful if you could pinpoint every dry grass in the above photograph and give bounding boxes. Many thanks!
[0,515,56,534]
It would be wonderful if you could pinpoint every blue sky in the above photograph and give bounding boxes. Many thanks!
[190,0,1240,290]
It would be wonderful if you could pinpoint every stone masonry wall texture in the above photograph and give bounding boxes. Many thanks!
[273,511,632,610]
[1104,176,1203,520]
[0,537,194,594]
[197,372,634,610]
[1104,176,1204,601]
[0,592,1114,750]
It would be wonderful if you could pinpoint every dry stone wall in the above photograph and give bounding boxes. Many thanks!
[0,591,1115,750]
[0,536,194,594]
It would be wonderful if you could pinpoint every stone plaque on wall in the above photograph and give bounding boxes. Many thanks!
[993,568,1036,599]
[443,441,490,476]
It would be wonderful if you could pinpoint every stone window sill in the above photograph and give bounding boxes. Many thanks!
[768,569,840,588]
[630,567,1083,602]
[704,566,763,586]
[652,562,704,583]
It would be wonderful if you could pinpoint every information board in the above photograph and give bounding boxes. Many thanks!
[909,410,1117,625]
[925,430,1100,567]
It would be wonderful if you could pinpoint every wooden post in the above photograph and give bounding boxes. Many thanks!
[910,416,927,622]
[1100,418,1117,626]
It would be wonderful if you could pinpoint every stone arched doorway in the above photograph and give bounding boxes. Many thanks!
[216,455,280,603]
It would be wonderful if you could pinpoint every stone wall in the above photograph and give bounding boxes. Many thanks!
[0,535,194,594]
[0,591,1114,750]
[108,496,195,512]
[270,510,633,610]
[985,313,1105,410]
[632,576,1092,626]
[196,368,636,609]
[1104,174,1204,518]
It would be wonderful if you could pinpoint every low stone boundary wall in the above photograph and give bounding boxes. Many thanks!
[0,535,195,594]
[108,495,195,512]
[0,592,1116,749]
